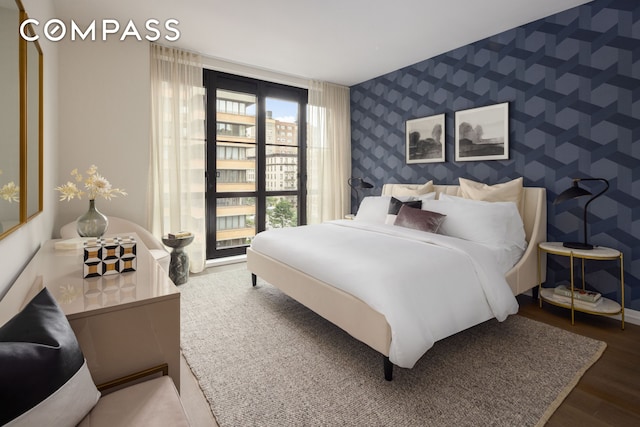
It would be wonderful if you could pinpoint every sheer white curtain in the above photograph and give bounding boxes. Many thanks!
[307,81,351,224]
[149,44,206,273]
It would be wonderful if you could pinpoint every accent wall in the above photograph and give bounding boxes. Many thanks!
[350,0,639,309]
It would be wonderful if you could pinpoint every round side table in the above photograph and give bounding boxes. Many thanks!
[162,234,194,285]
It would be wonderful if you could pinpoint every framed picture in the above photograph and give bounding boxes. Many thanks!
[405,114,445,164]
[455,102,509,161]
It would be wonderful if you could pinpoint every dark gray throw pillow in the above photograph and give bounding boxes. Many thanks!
[388,197,422,215]
[394,205,446,233]
[0,288,100,426]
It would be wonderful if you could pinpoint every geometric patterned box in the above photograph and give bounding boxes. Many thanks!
[118,236,137,273]
[83,236,137,278]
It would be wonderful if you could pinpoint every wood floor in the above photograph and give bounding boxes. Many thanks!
[516,294,640,426]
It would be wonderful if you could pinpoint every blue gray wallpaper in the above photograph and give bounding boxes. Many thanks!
[350,0,640,309]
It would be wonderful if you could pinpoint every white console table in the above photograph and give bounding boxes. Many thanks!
[0,234,181,391]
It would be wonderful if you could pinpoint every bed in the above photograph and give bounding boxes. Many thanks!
[247,183,547,380]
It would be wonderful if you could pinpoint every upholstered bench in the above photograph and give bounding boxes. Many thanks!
[0,288,190,426]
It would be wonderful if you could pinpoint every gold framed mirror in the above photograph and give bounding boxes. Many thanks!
[0,0,42,241]
[24,13,43,220]
[0,0,21,238]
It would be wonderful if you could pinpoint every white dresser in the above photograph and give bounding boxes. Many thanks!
[0,234,181,391]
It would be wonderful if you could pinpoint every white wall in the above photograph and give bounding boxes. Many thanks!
[56,37,151,234]
[0,0,58,298]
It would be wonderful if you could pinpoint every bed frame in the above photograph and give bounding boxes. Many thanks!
[247,184,547,380]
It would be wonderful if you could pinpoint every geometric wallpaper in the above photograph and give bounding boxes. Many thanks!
[350,0,640,309]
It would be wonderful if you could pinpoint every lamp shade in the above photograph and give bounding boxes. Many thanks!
[553,183,592,204]
[348,177,373,189]
[553,178,609,250]
[348,177,373,214]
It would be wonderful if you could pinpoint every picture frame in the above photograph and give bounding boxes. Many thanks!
[455,102,509,161]
[405,114,445,164]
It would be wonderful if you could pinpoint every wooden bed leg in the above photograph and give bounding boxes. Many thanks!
[383,356,393,381]
[251,273,257,287]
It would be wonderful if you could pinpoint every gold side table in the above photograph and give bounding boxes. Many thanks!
[537,242,624,329]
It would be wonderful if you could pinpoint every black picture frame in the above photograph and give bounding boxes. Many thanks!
[455,102,509,161]
[405,114,445,164]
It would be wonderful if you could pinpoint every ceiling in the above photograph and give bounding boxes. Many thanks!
[53,0,593,86]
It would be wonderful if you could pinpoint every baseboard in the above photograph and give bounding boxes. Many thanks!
[522,289,640,326]
[206,254,246,268]
[618,307,640,326]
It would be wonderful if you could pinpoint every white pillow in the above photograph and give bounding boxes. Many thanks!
[422,194,527,266]
[409,192,437,203]
[354,196,392,224]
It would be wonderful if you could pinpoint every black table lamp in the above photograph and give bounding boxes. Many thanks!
[348,177,373,214]
[554,177,609,250]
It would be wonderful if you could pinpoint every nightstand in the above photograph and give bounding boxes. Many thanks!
[537,242,624,329]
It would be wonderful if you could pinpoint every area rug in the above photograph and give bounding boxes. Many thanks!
[180,266,606,427]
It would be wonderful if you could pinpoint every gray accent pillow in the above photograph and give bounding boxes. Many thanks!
[394,205,446,233]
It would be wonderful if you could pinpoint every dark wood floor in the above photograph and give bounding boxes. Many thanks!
[516,294,640,427]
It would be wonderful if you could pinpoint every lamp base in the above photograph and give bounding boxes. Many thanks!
[562,242,594,250]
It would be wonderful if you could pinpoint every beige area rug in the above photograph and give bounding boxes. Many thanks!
[180,267,606,427]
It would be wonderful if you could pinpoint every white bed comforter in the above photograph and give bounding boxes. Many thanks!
[250,220,519,368]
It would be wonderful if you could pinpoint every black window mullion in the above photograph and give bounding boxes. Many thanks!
[204,70,218,259]
[298,93,307,225]
[256,85,267,234]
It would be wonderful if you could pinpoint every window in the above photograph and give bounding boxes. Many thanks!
[204,70,307,258]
